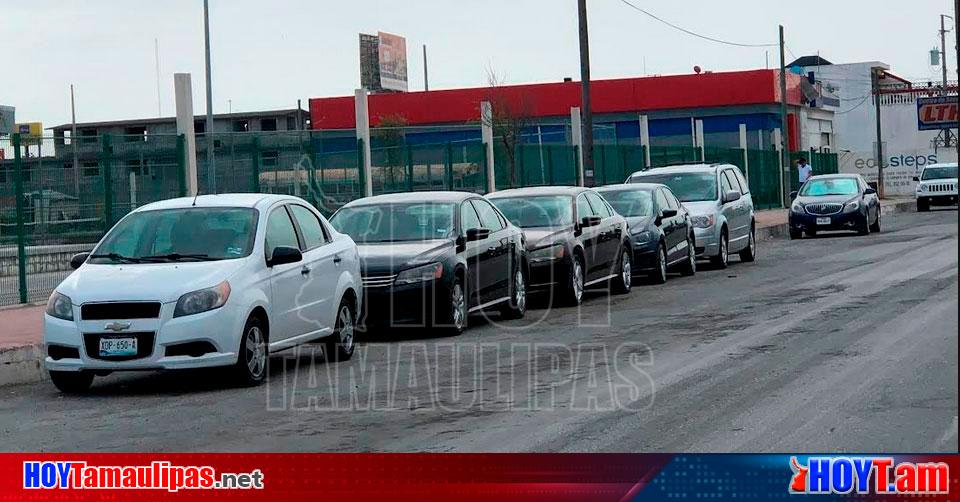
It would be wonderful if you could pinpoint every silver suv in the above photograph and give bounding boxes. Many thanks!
[626,164,756,268]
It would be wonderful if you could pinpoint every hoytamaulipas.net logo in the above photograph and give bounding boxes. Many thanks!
[789,456,949,495]
[23,460,264,492]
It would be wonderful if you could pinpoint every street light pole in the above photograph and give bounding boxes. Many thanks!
[577,0,594,186]
[778,25,790,207]
[203,0,216,193]
[872,68,885,199]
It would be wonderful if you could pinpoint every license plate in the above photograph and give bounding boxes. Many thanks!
[816,217,831,226]
[99,337,137,357]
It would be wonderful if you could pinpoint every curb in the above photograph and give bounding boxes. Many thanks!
[0,344,45,388]
[756,199,916,242]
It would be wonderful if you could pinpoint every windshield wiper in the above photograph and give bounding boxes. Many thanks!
[89,253,144,264]
[138,253,222,262]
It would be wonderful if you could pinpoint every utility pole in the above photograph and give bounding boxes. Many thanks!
[872,68,885,198]
[155,38,162,117]
[578,0,594,184]
[70,84,80,197]
[203,0,216,192]
[423,44,429,91]
[778,25,790,207]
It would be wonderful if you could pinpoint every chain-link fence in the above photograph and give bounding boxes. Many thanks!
[1,129,835,306]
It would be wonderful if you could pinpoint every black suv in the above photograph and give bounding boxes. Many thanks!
[488,186,632,306]
[330,192,527,334]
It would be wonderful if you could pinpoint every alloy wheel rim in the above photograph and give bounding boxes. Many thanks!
[514,270,526,312]
[338,306,354,352]
[573,261,584,301]
[721,238,728,265]
[245,326,266,378]
[622,254,632,289]
[452,283,465,329]
[689,240,696,271]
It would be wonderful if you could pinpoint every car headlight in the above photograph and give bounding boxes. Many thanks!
[690,215,715,228]
[46,291,74,321]
[632,230,654,245]
[844,200,860,212]
[174,281,231,318]
[529,244,565,263]
[919,184,929,192]
[394,262,443,285]
[791,201,805,214]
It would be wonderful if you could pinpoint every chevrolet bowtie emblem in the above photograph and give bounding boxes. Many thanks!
[103,322,132,332]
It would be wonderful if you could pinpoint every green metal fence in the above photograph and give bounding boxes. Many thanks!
[1,129,838,306]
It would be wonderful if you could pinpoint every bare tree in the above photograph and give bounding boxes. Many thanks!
[481,66,534,188]
[372,114,408,187]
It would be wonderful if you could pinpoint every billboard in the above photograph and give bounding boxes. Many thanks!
[377,32,408,92]
[0,105,14,135]
[359,33,381,91]
[916,95,958,131]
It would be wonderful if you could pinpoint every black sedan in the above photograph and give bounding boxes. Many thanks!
[330,192,527,334]
[488,186,632,306]
[597,183,696,283]
[789,174,880,239]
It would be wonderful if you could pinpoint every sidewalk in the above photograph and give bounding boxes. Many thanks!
[0,197,920,388]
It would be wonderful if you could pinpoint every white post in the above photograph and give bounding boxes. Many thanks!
[355,89,373,197]
[739,123,749,183]
[571,107,584,186]
[774,127,785,205]
[757,130,763,150]
[638,114,651,168]
[480,101,496,193]
[174,73,198,196]
[695,119,705,162]
[129,172,137,209]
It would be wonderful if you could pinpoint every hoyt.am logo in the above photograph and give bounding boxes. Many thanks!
[789,457,949,495]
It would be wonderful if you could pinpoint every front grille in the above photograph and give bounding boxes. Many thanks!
[362,274,398,288]
[928,183,957,193]
[805,203,843,216]
[83,332,155,361]
[81,302,162,320]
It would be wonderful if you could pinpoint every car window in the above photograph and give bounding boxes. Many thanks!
[491,196,574,228]
[289,204,327,250]
[731,168,749,194]
[921,165,958,180]
[630,172,718,202]
[664,189,682,210]
[265,207,301,260]
[460,200,482,234]
[599,190,654,217]
[799,178,859,196]
[585,191,612,217]
[472,199,505,231]
[654,189,670,212]
[576,193,594,219]
[720,171,734,194]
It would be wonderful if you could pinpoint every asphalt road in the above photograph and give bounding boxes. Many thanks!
[1,209,957,453]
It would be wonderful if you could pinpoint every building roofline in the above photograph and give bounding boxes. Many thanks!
[48,108,307,131]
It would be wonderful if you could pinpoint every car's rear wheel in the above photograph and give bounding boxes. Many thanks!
[739,225,757,262]
[233,316,268,386]
[560,255,585,306]
[612,247,632,294]
[710,229,729,269]
[49,370,94,394]
[649,244,668,284]
[679,235,696,276]
[324,298,356,362]
[500,266,527,320]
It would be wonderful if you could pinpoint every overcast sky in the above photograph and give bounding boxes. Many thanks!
[2,0,955,127]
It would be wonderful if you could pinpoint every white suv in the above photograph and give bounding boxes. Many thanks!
[43,194,362,393]
[915,162,958,211]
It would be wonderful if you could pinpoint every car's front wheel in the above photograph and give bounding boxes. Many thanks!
[679,235,696,276]
[500,265,527,320]
[49,370,94,394]
[739,225,757,262]
[648,243,668,284]
[560,255,585,306]
[324,298,356,362]
[710,229,729,269]
[869,209,881,233]
[789,228,802,240]
[858,213,871,235]
[917,198,929,212]
[232,315,268,386]
[436,276,467,335]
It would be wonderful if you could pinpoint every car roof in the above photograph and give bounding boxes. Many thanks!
[486,186,589,198]
[924,162,958,169]
[627,163,731,178]
[135,193,295,212]
[807,173,859,180]
[342,190,478,207]
[596,182,666,192]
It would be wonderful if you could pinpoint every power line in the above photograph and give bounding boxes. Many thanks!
[616,0,777,48]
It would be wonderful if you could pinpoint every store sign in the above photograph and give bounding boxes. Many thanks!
[916,96,958,131]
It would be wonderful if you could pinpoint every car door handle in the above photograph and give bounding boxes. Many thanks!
[333,255,342,264]
[300,266,311,276]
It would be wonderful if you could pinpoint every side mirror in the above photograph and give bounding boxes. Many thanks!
[722,190,742,204]
[580,215,602,228]
[660,209,678,218]
[465,227,491,242]
[70,252,90,270]
[789,191,799,200]
[912,176,920,182]
[864,187,877,195]
[267,246,303,267]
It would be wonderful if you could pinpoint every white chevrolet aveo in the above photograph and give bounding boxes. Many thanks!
[43,194,362,393]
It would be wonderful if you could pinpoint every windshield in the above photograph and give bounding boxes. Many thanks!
[330,202,455,242]
[598,190,654,217]
[800,178,859,196]
[90,208,258,264]
[490,196,574,228]
[630,173,717,202]
[922,165,958,180]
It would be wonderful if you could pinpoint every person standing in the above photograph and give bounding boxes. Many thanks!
[797,157,813,187]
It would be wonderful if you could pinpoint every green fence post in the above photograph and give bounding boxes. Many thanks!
[444,142,454,190]
[546,146,554,184]
[101,134,114,230]
[573,145,582,186]
[11,134,28,304]
[406,145,414,192]
[251,137,262,193]
[481,144,490,193]
[305,135,318,205]
[356,139,366,196]
[176,134,187,197]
